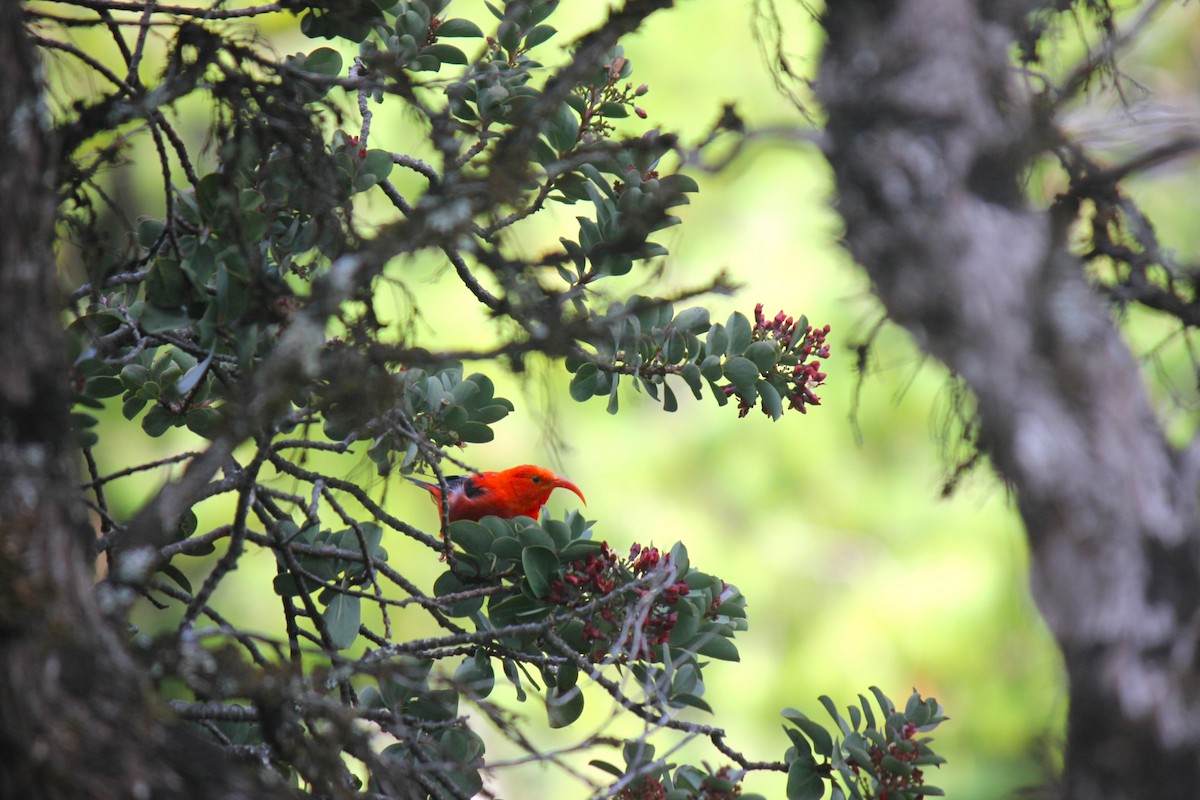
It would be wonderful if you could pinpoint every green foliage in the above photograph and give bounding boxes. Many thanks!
[43,0,872,796]
[317,363,515,474]
[782,689,948,800]
[568,299,831,417]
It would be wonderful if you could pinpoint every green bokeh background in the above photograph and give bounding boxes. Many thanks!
[54,0,1200,797]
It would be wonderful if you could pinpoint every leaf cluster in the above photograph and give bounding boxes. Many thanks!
[783,689,948,800]
[33,0,865,796]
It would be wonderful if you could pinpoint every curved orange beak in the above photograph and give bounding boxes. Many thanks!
[551,476,586,506]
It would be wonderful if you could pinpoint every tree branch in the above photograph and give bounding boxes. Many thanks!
[818,1,1200,797]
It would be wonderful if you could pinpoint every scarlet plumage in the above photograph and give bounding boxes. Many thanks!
[408,464,586,522]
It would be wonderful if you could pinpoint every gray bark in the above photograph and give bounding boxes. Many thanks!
[818,2,1200,797]
[0,11,289,799]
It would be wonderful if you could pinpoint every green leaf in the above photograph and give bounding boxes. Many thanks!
[457,421,494,443]
[744,340,778,371]
[606,372,620,414]
[422,43,468,65]
[185,407,221,439]
[904,689,923,720]
[433,570,485,617]
[159,562,192,594]
[726,311,753,354]
[668,602,700,646]
[145,257,189,309]
[303,47,343,76]
[589,760,625,779]
[598,101,629,118]
[323,592,360,649]
[516,524,555,550]
[559,539,602,563]
[175,347,214,396]
[362,149,394,181]
[757,379,783,420]
[454,651,495,698]
[137,218,165,249]
[70,412,97,431]
[121,396,147,421]
[624,740,656,769]
[522,546,559,599]
[672,306,710,334]
[680,363,704,399]
[272,573,304,597]
[818,695,852,735]
[546,684,584,728]
[783,725,813,758]
[662,382,678,412]
[569,363,600,401]
[524,24,557,48]
[437,18,484,37]
[119,364,150,390]
[881,754,913,777]
[546,102,579,153]
[722,356,759,393]
[859,694,876,731]
[496,19,520,52]
[706,324,729,357]
[407,689,459,722]
[694,634,738,661]
[139,303,192,334]
[699,354,724,383]
[869,686,895,717]
[668,541,689,581]
[141,405,175,437]
[660,173,701,195]
[502,657,527,702]
[84,375,123,399]
[490,535,523,562]
[448,520,494,557]
[785,756,824,800]
[782,711,834,759]
[913,752,948,767]
[440,727,486,766]
[670,692,713,713]
[196,173,225,217]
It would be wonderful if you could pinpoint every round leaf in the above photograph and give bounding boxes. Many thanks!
[786,755,824,800]
[323,593,360,650]
[521,545,559,599]
[303,47,343,76]
[437,18,484,37]
[722,356,759,393]
[547,684,585,728]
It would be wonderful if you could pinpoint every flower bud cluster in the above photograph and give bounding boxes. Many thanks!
[548,542,690,662]
[699,766,743,800]
[577,55,651,137]
[849,721,929,799]
[745,302,832,417]
[346,134,367,160]
[616,776,666,800]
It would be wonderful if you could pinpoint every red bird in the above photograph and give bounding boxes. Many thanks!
[408,465,586,523]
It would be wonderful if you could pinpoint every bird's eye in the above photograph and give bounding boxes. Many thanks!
[530,475,542,483]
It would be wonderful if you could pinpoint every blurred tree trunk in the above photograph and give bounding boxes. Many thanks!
[819,1,1200,798]
[0,12,283,799]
